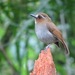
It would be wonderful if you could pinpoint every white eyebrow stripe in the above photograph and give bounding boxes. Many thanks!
[35,14,45,19]
[40,15,46,19]
[40,15,45,18]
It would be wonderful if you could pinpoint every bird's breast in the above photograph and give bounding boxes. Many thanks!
[35,24,57,44]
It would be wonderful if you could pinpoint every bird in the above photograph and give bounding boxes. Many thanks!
[30,12,69,55]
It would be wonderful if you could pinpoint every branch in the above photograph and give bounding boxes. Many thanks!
[30,48,56,75]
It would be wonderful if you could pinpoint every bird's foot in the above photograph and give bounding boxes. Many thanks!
[45,44,53,50]
[45,44,50,50]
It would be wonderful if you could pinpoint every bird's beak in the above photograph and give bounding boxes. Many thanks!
[30,14,37,18]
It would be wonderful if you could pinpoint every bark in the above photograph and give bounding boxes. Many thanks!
[30,48,56,75]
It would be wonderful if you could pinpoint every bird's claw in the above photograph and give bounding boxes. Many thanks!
[45,44,50,50]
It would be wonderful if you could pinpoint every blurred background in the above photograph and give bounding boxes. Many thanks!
[0,0,75,75]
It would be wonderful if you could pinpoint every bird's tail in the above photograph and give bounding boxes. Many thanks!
[62,40,70,55]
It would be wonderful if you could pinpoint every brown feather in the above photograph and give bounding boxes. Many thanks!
[31,12,69,55]
[47,22,69,55]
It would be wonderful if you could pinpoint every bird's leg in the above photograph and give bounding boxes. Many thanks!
[45,44,50,49]
[45,44,53,50]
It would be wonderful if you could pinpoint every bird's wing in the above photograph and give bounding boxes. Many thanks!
[46,22,63,41]
[46,22,69,55]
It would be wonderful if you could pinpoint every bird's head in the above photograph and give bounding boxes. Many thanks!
[30,13,51,24]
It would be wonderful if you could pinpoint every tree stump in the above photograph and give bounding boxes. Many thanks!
[30,48,56,75]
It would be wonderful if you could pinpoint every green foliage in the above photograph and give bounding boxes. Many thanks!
[0,0,75,75]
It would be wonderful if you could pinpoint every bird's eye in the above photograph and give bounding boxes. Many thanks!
[38,15,42,19]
